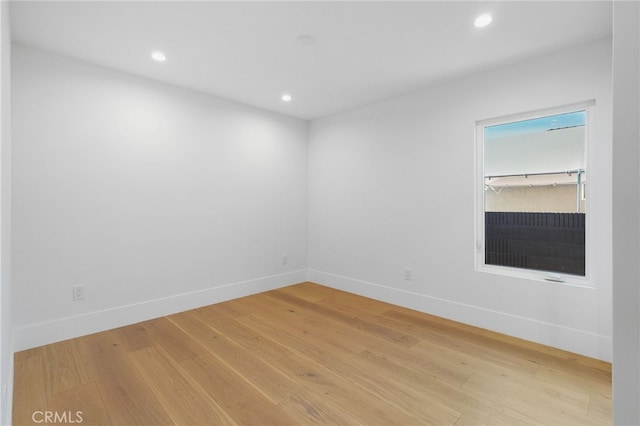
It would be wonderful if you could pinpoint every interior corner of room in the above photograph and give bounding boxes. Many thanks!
[1,1,639,425]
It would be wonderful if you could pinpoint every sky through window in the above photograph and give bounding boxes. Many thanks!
[485,111,585,140]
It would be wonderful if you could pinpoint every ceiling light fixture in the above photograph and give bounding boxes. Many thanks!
[474,13,493,28]
[281,94,292,102]
[151,51,166,62]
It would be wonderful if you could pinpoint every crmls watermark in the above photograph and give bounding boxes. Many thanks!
[31,411,84,424]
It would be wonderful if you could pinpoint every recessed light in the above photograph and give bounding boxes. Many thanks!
[474,13,493,28]
[151,51,166,62]
[281,94,292,102]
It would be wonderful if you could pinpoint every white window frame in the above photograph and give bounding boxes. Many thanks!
[475,101,595,286]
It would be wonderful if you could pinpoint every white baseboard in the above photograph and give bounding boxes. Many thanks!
[308,269,612,362]
[13,268,612,362]
[13,270,307,352]
[1,353,12,426]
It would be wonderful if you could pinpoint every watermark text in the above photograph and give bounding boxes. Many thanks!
[31,411,83,424]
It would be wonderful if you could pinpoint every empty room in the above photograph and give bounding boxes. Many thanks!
[1,1,639,425]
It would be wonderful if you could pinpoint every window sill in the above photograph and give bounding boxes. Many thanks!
[476,263,593,288]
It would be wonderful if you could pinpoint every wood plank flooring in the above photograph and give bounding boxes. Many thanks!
[13,282,612,425]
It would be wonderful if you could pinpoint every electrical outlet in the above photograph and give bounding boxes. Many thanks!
[282,255,288,266]
[72,285,85,301]
[403,268,413,281]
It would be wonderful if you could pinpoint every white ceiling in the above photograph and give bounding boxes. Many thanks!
[9,1,613,120]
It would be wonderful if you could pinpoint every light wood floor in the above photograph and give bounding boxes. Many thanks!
[13,282,611,425]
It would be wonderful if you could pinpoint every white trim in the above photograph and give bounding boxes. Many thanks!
[13,270,307,351]
[2,355,12,426]
[12,267,612,360]
[475,101,595,287]
[308,269,612,362]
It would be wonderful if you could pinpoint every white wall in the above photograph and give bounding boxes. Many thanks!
[308,38,613,361]
[612,1,640,423]
[11,44,308,350]
[485,126,585,176]
[0,1,12,423]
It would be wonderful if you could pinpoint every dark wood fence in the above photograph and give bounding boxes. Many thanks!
[485,212,585,276]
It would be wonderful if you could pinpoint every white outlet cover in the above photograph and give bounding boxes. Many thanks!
[403,268,413,280]
[73,285,85,301]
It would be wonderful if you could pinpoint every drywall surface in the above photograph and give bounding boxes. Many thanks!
[612,1,640,423]
[12,44,308,350]
[308,38,613,360]
[0,2,12,423]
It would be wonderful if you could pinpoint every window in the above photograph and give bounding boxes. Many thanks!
[475,102,593,283]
